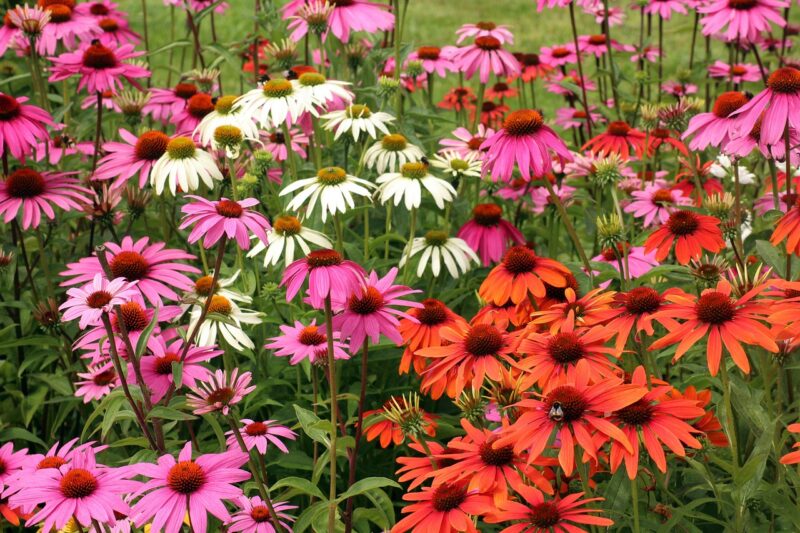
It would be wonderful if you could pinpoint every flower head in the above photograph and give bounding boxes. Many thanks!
[180,196,270,250]
[49,39,150,94]
[0,167,91,229]
[280,248,366,309]
[187,368,256,415]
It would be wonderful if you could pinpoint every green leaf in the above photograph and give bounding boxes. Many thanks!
[21,386,48,426]
[360,488,395,528]
[0,427,46,447]
[293,501,330,533]
[294,404,330,446]
[271,476,326,500]
[135,306,159,359]
[172,361,183,389]
[147,405,196,421]
[336,477,400,502]
[755,239,785,277]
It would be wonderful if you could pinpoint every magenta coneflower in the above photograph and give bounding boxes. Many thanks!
[74,1,127,21]
[539,43,577,67]
[265,319,350,364]
[699,0,788,42]
[35,127,94,165]
[94,129,170,188]
[13,448,138,533]
[481,109,572,182]
[282,0,394,42]
[554,106,604,130]
[0,10,22,57]
[280,248,366,309]
[225,419,297,454]
[453,36,520,83]
[456,21,514,44]
[457,203,524,266]
[60,236,199,306]
[439,124,495,160]
[731,66,800,146]
[625,182,693,227]
[179,196,270,251]
[96,16,141,46]
[75,361,119,402]
[37,3,99,55]
[131,442,249,533]
[642,0,688,19]
[708,60,761,84]
[59,273,138,329]
[0,167,91,229]
[577,33,626,58]
[408,45,458,77]
[228,496,297,533]
[332,267,422,350]
[683,91,750,150]
[133,334,221,403]
[262,128,309,162]
[187,368,255,416]
[545,70,597,97]
[143,82,199,123]
[592,244,660,280]
[0,93,55,160]
[0,443,32,493]
[170,92,215,135]
[49,39,150,94]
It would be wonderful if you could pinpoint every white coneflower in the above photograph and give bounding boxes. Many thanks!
[280,166,374,222]
[189,294,261,350]
[399,230,480,278]
[364,133,425,173]
[182,270,251,315]
[708,154,755,185]
[375,160,456,210]
[237,78,312,129]
[322,104,394,141]
[292,71,353,111]
[149,137,223,195]
[431,150,482,179]
[194,95,260,153]
[247,214,332,267]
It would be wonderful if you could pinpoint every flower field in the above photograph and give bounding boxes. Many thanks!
[1,0,800,531]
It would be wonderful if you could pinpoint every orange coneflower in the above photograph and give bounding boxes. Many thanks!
[430,420,555,505]
[529,287,616,333]
[363,395,438,448]
[472,299,534,330]
[644,210,725,265]
[669,386,729,447]
[495,360,647,475]
[398,298,467,376]
[396,441,455,490]
[646,127,689,157]
[484,485,614,532]
[479,245,571,305]
[609,367,704,479]
[771,198,800,256]
[582,121,647,159]
[649,281,778,375]
[516,322,619,387]
[537,272,581,308]
[595,287,682,351]
[418,322,516,399]
[391,481,492,533]
[780,424,800,465]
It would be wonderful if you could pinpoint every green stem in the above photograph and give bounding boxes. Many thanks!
[402,207,417,283]
[282,123,298,183]
[542,178,593,285]
[324,296,340,531]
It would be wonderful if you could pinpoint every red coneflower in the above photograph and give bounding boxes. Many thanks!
[484,485,614,532]
[780,423,800,465]
[398,298,467,375]
[396,441,451,490]
[609,366,704,479]
[582,121,647,159]
[472,299,534,330]
[770,198,800,255]
[644,210,725,265]
[529,287,616,333]
[479,245,571,305]
[418,322,516,399]
[391,481,492,533]
[668,386,729,447]
[649,281,778,375]
[595,287,682,351]
[363,396,438,448]
[495,360,646,475]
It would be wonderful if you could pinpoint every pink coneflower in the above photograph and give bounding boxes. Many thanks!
[280,248,366,308]
[74,1,127,20]
[577,34,627,57]
[59,273,138,329]
[592,243,660,279]
[0,10,22,57]
[94,129,169,188]
[225,419,298,454]
[683,91,750,150]
[554,106,604,130]
[755,191,795,214]
[708,60,761,84]
[262,128,308,162]
[0,443,31,493]
[539,43,577,67]
[281,0,394,42]
[131,442,249,533]
[143,82,198,123]
[661,81,698,97]
[642,0,688,18]
[590,4,626,25]
[80,88,120,111]
[0,167,91,229]
[530,182,576,214]
[35,128,94,165]
[439,124,495,160]
[187,368,255,415]
[265,319,350,364]
[75,361,119,402]
[724,116,800,162]
[228,496,297,533]
[180,196,270,251]
[457,203,525,266]
[49,39,149,94]
[453,36,520,83]
[332,267,422,350]
[96,16,140,46]
[625,182,693,227]
[12,448,138,532]
[455,21,514,44]
[37,3,99,55]
[730,67,800,146]
[630,44,661,63]
[60,236,198,306]
[545,70,597,97]
[132,334,221,403]
[699,0,788,42]
[407,45,458,77]
[0,93,55,160]
[481,109,572,182]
